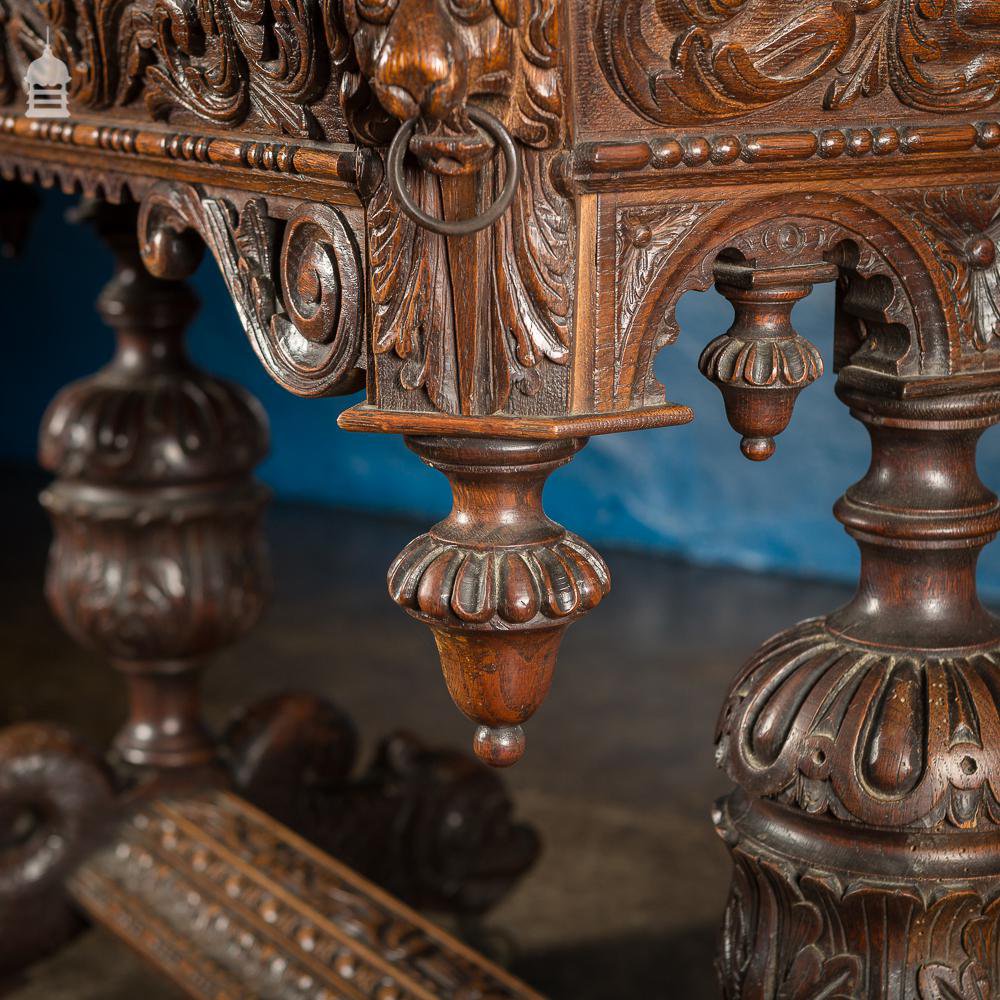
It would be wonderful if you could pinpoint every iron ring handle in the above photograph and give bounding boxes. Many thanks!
[386,106,521,237]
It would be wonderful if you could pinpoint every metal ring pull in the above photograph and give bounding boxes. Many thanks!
[386,106,521,237]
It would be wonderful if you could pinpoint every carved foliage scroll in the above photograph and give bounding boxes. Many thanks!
[594,0,1000,126]
[139,181,364,397]
[369,149,571,415]
[718,845,1000,1000]
[0,0,381,139]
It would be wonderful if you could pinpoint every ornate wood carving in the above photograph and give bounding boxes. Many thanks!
[700,259,833,461]
[41,199,270,768]
[715,384,1000,995]
[342,0,562,167]
[138,181,365,398]
[0,723,114,973]
[594,0,1000,127]
[600,197,916,412]
[0,0,366,139]
[223,694,541,915]
[71,789,543,999]
[889,184,1000,355]
[716,795,1000,1000]
[369,149,572,416]
[577,122,1000,182]
[388,435,609,766]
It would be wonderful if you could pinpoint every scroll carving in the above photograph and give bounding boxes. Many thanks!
[594,0,1000,126]
[0,0,382,140]
[138,181,364,397]
[369,149,571,415]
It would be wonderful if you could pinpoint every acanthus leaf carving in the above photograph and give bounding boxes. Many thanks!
[138,181,364,397]
[594,0,1000,126]
[369,149,571,415]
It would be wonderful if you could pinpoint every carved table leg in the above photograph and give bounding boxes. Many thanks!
[715,383,1000,998]
[388,435,609,766]
[38,199,270,771]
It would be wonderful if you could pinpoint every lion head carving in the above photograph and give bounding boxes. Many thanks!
[343,0,562,171]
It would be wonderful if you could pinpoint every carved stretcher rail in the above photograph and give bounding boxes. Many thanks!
[71,790,542,1000]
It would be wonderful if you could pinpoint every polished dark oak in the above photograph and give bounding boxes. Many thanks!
[1,0,1000,995]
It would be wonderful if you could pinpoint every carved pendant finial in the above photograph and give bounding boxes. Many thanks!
[700,259,834,460]
[388,436,609,766]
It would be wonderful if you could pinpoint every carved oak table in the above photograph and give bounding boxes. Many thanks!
[2,0,1000,996]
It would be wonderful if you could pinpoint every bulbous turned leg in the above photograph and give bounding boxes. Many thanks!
[388,436,610,767]
[38,200,270,772]
[700,259,834,461]
[0,724,113,973]
[714,385,1000,998]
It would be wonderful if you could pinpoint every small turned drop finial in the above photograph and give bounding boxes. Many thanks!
[474,725,526,767]
[700,259,836,461]
[741,436,775,461]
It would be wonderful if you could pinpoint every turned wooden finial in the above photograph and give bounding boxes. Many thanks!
[388,436,609,766]
[700,259,836,460]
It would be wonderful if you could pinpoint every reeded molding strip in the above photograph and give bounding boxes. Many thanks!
[577,121,1000,178]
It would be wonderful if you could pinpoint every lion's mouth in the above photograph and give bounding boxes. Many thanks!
[407,116,497,176]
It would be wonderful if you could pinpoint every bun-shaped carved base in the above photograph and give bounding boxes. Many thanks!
[0,724,113,973]
[700,260,834,461]
[389,436,609,766]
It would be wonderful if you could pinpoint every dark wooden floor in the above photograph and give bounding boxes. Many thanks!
[0,464,858,1000]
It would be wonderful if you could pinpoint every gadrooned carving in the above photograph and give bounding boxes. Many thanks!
[138,182,365,397]
[716,617,1000,830]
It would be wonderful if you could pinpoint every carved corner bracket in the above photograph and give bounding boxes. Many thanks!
[138,182,365,398]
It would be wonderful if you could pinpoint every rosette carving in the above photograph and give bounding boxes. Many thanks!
[138,181,364,398]
[388,436,609,767]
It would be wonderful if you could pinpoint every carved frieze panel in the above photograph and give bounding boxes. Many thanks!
[592,0,1000,130]
[0,0,562,148]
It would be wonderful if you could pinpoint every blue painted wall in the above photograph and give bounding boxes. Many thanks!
[6,190,1000,596]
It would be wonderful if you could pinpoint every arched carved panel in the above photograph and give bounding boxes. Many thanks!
[599,183,1000,412]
